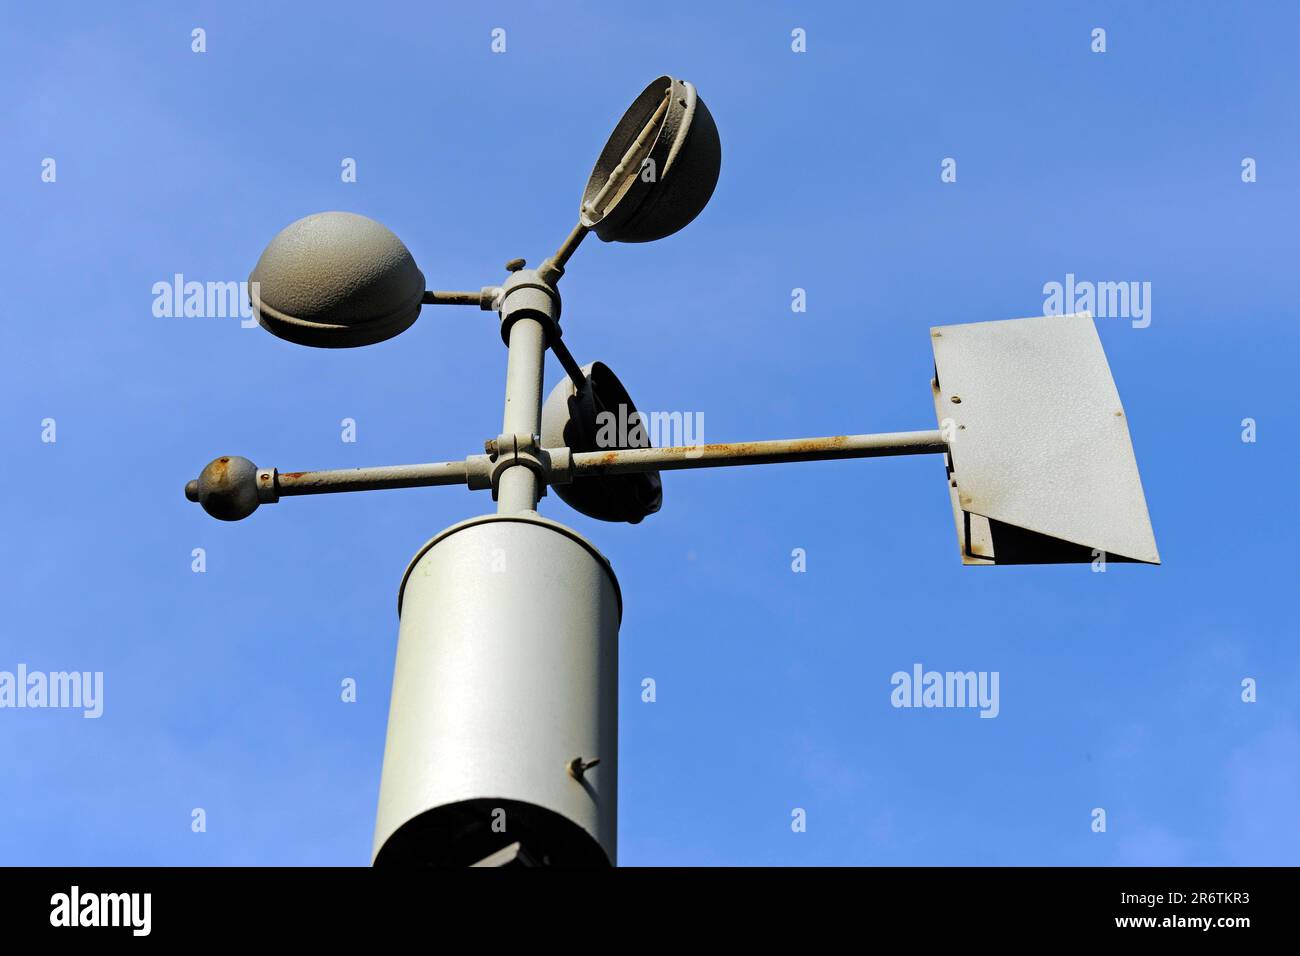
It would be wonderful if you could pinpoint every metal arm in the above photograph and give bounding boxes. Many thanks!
[274,460,470,496]
[569,430,947,474]
[536,223,589,286]
[422,290,495,307]
[183,430,947,520]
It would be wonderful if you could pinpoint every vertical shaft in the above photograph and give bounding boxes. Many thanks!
[497,315,547,513]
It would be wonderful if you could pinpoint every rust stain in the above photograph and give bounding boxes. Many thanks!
[582,434,866,472]
[280,471,305,479]
[786,435,849,454]
[677,435,850,457]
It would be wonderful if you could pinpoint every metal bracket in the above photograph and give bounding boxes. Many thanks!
[255,468,280,504]
[496,268,561,346]
[484,433,552,501]
[463,454,494,492]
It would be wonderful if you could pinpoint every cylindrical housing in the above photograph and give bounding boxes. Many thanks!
[373,513,621,866]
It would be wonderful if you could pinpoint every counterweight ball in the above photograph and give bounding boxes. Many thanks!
[192,456,261,521]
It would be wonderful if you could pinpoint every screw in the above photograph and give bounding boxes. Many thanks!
[505,258,526,272]
[567,757,600,780]
[484,439,499,458]
[950,395,962,404]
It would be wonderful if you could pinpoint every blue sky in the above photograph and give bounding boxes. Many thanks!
[1,1,1296,865]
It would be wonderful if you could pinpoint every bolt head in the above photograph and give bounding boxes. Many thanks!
[196,456,261,521]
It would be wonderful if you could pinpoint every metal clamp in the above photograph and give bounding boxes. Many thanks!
[484,433,551,501]
[255,468,280,503]
[496,268,561,346]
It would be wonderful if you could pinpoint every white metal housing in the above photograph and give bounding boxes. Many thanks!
[372,514,621,866]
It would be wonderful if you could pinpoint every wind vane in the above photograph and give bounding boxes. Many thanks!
[184,75,1158,867]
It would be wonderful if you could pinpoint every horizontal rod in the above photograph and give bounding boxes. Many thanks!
[422,290,488,306]
[184,430,946,518]
[570,430,948,476]
[275,460,468,496]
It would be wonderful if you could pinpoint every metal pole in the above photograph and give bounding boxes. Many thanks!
[274,460,468,495]
[548,333,589,389]
[550,223,589,272]
[374,278,619,868]
[537,222,589,286]
[497,316,547,513]
[421,290,490,306]
[570,429,948,475]
[182,430,948,511]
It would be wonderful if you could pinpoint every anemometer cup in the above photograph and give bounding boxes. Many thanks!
[541,362,663,523]
[580,76,722,244]
[249,211,426,348]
